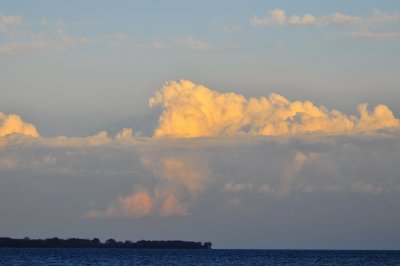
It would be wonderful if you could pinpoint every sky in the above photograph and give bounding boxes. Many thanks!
[1,1,400,249]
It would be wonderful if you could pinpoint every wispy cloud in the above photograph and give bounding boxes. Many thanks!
[219,25,242,33]
[174,36,211,50]
[0,15,132,55]
[0,14,22,33]
[134,36,211,51]
[0,34,91,55]
[251,8,400,27]
[134,41,165,50]
[350,30,400,40]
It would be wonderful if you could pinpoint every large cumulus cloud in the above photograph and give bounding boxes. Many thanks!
[150,80,399,138]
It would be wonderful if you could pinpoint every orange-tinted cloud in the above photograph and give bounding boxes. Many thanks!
[118,191,154,217]
[86,155,208,218]
[0,112,39,138]
[86,190,154,218]
[159,193,188,217]
[160,158,207,195]
[115,128,134,143]
[86,189,188,218]
[150,80,399,138]
[36,128,133,147]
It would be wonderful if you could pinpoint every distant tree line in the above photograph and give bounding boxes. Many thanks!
[0,237,212,249]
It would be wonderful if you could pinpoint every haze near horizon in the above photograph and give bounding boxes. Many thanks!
[1,0,400,249]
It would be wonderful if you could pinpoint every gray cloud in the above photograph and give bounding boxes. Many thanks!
[1,129,400,248]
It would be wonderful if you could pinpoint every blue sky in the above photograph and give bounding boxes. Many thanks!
[1,0,400,135]
[1,1,400,249]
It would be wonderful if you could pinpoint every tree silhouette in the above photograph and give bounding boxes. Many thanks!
[0,237,212,249]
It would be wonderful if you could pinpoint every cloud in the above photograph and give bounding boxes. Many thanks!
[223,182,253,192]
[173,36,211,50]
[1,121,400,222]
[251,8,400,27]
[134,36,211,51]
[1,81,400,222]
[0,14,22,33]
[222,151,312,197]
[0,19,92,55]
[38,131,112,147]
[350,31,400,40]
[0,15,129,55]
[134,41,165,50]
[219,25,242,33]
[0,38,87,55]
[0,125,135,147]
[159,193,188,217]
[0,112,39,138]
[86,190,154,218]
[251,8,289,26]
[118,191,154,216]
[155,157,208,195]
[86,189,188,218]
[351,180,384,195]
[149,80,400,138]
[110,33,128,43]
[85,144,209,218]
[115,128,134,144]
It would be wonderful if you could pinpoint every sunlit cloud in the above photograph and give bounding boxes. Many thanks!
[150,80,400,138]
[86,190,154,218]
[0,112,39,138]
[155,157,208,195]
[115,128,134,144]
[159,193,188,217]
[86,189,189,218]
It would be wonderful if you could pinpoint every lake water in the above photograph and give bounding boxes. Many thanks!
[0,248,399,265]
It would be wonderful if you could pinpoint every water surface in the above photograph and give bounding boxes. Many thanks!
[1,248,399,265]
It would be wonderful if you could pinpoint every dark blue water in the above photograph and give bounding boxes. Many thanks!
[0,248,399,265]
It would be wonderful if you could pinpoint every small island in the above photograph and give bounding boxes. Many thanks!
[0,237,212,249]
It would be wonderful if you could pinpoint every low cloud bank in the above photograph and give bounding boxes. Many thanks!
[1,80,400,220]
